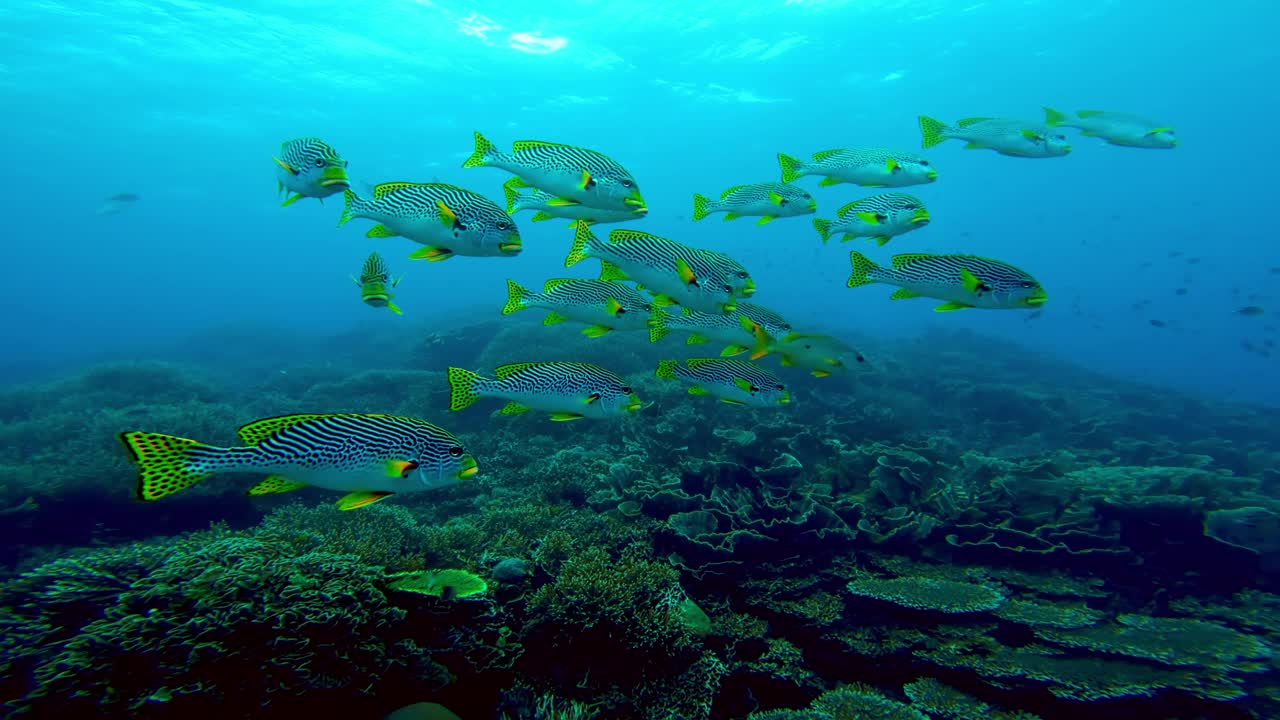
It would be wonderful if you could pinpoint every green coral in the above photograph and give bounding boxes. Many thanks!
[846,575,1005,614]
[1035,613,1270,667]
[388,569,488,598]
[748,683,927,720]
[994,598,1103,629]
[259,502,430,570]
[903,677,1040,720]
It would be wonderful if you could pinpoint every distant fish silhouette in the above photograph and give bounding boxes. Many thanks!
[1237,306,1266,317]
[1149,319,1167,328]
[97,192,140,216]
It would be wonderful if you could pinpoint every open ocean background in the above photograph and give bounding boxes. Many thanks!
[1,0,1276,404]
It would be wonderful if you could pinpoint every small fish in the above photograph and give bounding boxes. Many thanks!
[656,358,790,407]
[748,330,866,377]
[1043,107,1177,149]
[1237,306,1267,316]
[502,278,653,337]
[1150,319,1168,327]
[777,148,937,187]
[1026,310,1044,321]
[447,363,642,421]
[692,183,815,225]
[813,193,930,246]
[1174,288,1189,296]
[463,131,646,214]
[502,178,640,227]
[338,183,521,261]
[97,192,140,216]
[565,222,753,314]
[919,116,1071,158]
[274,138,349,206]
[353,251,402,315]
[847,251,1047,311]
[118,414,477,511]
[648,302,792,357]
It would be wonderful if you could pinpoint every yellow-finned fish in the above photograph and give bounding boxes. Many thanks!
[812,193,930,246]
[847,250,1048,311]
[274,138,349,206]
[748,329,867,378]
[353,251,402,316]
[1043,107,1177,149]
[778,148,937,187]
[502,278,653,337]
[447,363,643,421]
[118,414,478,511]
[692,183,815,225]
[338,182,521,262]
[918,116,1071,158]
[503,178,643,226]
[655,358,790,407]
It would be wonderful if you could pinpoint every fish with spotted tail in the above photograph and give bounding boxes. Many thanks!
[918,115,1071,158]
[647,302,793,357]
[655,358,790,407]
[692,183,816,225]
[813,193,930,246]
[118,414,478,511]
[338,182,521,261]
[274,138,349,206]
[503,178,641,227]
[463,131,647,214]
[847,250,1047,311]
[353,251,402,315]
[447,363,643,421]
[502,278,654,337]
[1043,107,1177,149]
[777,148,937,187]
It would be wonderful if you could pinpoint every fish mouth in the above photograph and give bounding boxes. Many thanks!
[741,279,757,297]
[624,196,647,209]
[499,240,523,254]
[320,166,349,187]
[630,205,649,217]
[911,211,931,224]
[808,200,818,211]
[626,394,644,413]
[926,170,939,180]
[457,455,479,479]
[1026,290,1049,306]
[779,392,791,405]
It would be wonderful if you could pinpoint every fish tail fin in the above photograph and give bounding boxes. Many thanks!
[337,188,361,227]
[118,431,221,502]
[463,131,498,168]
[502,178,522,213]
[655,360,680,380]
[1043,106,1068,127]
[847,251,880,289]
[647,307,670,343]
[813,217,832,244]
[778,153,806,183]
[565,220,597,268]
[502,278,534,315]
[447,367,484,411]
[692,193,714,221]
[918,115,949,149]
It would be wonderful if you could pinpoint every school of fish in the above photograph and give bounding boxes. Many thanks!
[119,111,1177,509]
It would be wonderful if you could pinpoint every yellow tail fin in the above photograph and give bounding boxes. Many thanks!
[118,431,219,502]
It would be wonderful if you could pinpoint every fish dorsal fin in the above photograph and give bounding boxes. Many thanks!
[811,149,842,161]
[543,278,573,292]
[956,117,994,127]
[373,182,424,200]
[890,253,932,270]
[685,358,717,370]
[495,362,540,379]
[1146,126,1174,135]
[784,332,826,342]
[237,414,329,445]
[837,199,863,216]
[719,185,746,200]
[512,139,570,152]
[608,229,661,245]
[1076,109,1105,118]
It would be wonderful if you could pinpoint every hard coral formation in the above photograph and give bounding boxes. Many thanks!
[845,575,1006,614]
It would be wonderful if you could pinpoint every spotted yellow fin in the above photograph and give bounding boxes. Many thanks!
[246,475,307,497]
[237,414,328,446]
[118,431,219,502]
[366,224,397,238]
[498,402,529,415]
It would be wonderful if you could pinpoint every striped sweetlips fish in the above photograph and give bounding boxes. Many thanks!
[847,250,1048,311]
[502,278,654,337]
[447,362,643,421]
[813,193,930,246]
[778,148,937,188]
[118,413,478,511]
[691,182,816,225]
[1043,107,1177,149]
[647,302,793,357]
[503,178,640,227]
[353,251,402,315]
[918,115,1071,158]
[463,131,647,215]
[274,137,349,206]
[338,182,521,261]
[565,222,753,314]
[655,358,791,407]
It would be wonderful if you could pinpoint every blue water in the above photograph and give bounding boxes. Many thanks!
[2,0,1276,403]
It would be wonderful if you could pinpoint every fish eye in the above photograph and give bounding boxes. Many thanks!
[774,384,785,391]
[448,446,464,457]
[856,355,866,362]
[736,271,748,279]
[621,386,632,393]
[782,324,792,331]
[313,158,325,168]
[1020,281,1034,289]
[497,221,511,230]
[642,303,652,311]
[920,160,930,166]
[621,179,634,188]
[723,284,733,293]
[344,160,350,168]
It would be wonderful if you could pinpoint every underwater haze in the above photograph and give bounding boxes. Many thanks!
[2,0,1277,401]
[4,1,1280,719]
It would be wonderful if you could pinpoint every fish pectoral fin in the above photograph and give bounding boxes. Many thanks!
[498,402,530,415]
[720,344,749,357]
[934,301,973,312]
[385,459,419,478]
[336,490,395,511]
[768,191,784,205]
[811,370,832,378]
[436,200,459,229]
[581,325,611,338]
[779,356,796,366]
[605,297,625,317]
[584,392,602,404]
[732,378,754,392]
[366,224,398,238]
[550,412,585,421]
[687,386,711,396]
[245,475,308,497]
[890,288,921,300]
[651,294,678,307]
[675,257,699,286]
[1021,129,1045,142]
